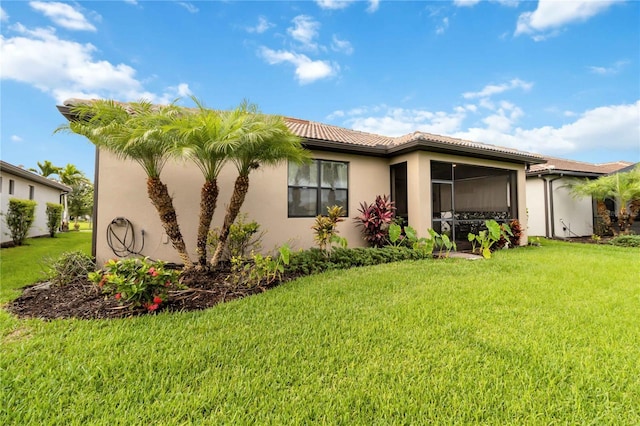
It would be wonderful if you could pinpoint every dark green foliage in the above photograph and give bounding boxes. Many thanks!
[609,235,640,247]
[44,250,95,286]
[4,198,37,246]
[45,203,64,237]
[68,182,93,225]
[287,246,429,275]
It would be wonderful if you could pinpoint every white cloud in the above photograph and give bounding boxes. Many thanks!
[1,7,8,22]
[11,135,23,142]
[331,35,353,55]
[367,0,380,13]
[259,47,336,84]
[287,15,320,50]
[0,24,189,104]
[462,78,533,99]
[327,93,639,157]
[177,2,199,14]
[515,0,621,39]
[588,60,629,75]
[124,0,138,4]
[337,105,468,137]
[456,101,640,154]
[315,0,354,10]
[453,0,481,7]
[436,17,449,35]
[246,16,274,34]
[29,1,96,31]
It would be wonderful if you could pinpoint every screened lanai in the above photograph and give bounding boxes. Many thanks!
[431,161,518,246]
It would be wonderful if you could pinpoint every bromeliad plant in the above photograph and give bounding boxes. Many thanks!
[354,195,396,247]
[89,257,182,312]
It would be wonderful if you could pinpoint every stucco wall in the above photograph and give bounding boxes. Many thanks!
[550,178,594,237]
[94,150,390,265]
[526,176,594,238]
[0,171,66,243]
[525,178,546,237]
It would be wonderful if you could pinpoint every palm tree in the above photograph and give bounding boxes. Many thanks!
[29,160,61,178]
[58,163,89,186]
[57,99,194,268]
[210,104,310,266]
[166,98,245,267]
[569,165,640,235]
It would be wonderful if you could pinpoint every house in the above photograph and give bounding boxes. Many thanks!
[0,160,71,244]
[58,99,545,265]
[525,157,633,238]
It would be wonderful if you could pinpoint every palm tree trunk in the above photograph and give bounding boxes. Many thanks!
[196,179,219,267]
[147,177,193,268]
[210,174,250,267]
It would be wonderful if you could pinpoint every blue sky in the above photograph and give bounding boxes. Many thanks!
[1,0,639,179]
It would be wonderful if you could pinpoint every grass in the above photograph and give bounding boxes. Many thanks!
[1,239,639,424]
[0,231,92,303]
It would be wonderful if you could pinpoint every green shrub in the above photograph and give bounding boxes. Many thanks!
[44,250,95,286]
[312,205,346,253]
[229,245,291,287]
[45,202,64,237]
[4,198,37,245]
[89,257,182,312]
[287,246,429,275]
[208,213,264,261]
[610,235,640,247]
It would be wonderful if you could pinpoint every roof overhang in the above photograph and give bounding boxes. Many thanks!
[526,170,604,178]
[0,161,72,192]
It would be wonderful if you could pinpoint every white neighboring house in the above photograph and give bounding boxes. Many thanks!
[0,161,71,244]
[526,157,632,238]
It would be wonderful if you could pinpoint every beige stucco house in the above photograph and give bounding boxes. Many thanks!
[525,157,633,238]
[0,160,71,244]
[58,100,545,265]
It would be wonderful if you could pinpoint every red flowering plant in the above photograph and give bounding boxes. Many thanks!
[88,257,182,312]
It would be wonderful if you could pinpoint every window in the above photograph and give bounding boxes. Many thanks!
[288,160,348,217]
[9,179,15,195]
[29,185,35,200]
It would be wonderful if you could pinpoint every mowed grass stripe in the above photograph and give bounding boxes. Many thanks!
[1,239,638,424]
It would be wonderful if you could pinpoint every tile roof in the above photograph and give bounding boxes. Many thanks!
[59,98,545,163]
[528,156,633,175]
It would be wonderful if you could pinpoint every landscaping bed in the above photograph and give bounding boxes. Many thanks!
[6,268,289,320]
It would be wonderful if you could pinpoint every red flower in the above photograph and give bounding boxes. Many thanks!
[148,267,159,277]
[147,303,159,312]
[165,280,172,287]
[153,296,163,304]
[115,293,122,300]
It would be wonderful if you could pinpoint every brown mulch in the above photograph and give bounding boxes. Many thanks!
[5,268,292,320]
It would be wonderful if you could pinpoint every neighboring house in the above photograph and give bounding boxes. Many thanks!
[0,160,71,244]
[525,157,633,238]
[58,99,545,265]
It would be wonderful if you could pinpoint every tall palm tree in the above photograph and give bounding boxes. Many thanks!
[57,99,194,268]
[167,98,245,267]
[569,165,640,235]
[29,160,61,178]
[210,104,310,266]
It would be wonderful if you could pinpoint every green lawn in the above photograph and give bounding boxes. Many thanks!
[1,240,639,424]
[0,231,92,303]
